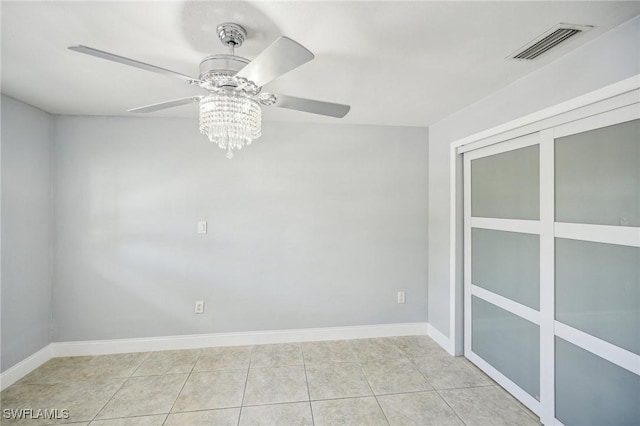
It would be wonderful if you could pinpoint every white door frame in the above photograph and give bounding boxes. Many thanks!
[447,75,640,425]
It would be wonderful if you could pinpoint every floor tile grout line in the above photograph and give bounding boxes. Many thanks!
[493,385,543,424]
[406,350,468,426]
[300,345,315,426]
[241,386,492,406]
[87,353,151,423]
[128,351,153,377]
[237,346,254,426]
[372,339,415,426]
[354,343,391,426]
[89,375,130,423]
[432,387,468,426]
[436,384,541,426]
[161,352,200,426]
[434,388,468,425]
[167,406,241,414]
[239,393,390,407]
[477,377,540,424]
[433,354,540,424]
[84,413,171,423]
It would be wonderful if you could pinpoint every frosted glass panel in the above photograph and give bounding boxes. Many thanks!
[555,119,640,226]
[471,144,539,220]
[556,238,640,355]
[556,337,640,426]
[472,296,540,399]
[472,228,539,309]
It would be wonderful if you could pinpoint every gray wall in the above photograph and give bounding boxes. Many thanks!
[53,117,428,341]
[427,16,640,338]
[1,95,53,371]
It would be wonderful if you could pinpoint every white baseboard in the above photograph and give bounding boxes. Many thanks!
[2,322,432,389]
[0,345,52,391]
[51,322,429,357]
[426,323,454,355]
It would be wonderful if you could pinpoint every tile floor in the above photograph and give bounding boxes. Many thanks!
[1,336,541,425]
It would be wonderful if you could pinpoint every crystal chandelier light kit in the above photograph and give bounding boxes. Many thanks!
[69,23,350,159]
[198,93,261,158]
[197,24,263,159]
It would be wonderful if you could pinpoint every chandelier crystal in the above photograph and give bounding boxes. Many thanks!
[199,91,262,159]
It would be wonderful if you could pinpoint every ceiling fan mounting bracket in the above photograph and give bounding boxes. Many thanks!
[217,23,246,48]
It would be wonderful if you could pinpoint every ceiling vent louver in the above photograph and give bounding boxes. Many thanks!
[509,23,593,60]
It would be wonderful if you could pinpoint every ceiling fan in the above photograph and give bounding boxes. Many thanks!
[69,23,350,158]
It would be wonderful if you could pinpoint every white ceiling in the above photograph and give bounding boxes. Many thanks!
[2,1,638,127]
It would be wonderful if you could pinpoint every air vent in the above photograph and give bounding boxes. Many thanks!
[509,23,593,61]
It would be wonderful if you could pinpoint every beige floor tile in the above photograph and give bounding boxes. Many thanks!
[377,391,463,425]
[405,343,452,363]
[95,374,187,419]
[17,357,93,384]
[164,408,240,426]
[463,358,495,379]
[171,370,247,412]
[301,340,357,365]
[306,362,372,400]
[88,414,166,425]
[243,366,308,406]
[20,353,149,384]
[493,385,542,424]
[133,350,200,376]
[439,386,540,426]
[349,338,405,362]
[410,348,454,376]
[311,397,388,426]
[194,346,252,372]
[86,353,150,379]
[239,402,313,426]
[389,336,440,358]
[361,357,432,395]
[3,338,546,426]
[1,379,125,425]
[250,343,303,368]
[413,356,491,389]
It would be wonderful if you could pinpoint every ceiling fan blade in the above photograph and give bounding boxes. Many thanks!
[235,37,314,87]
[271,94,350,118]
[127,96,201,113]
[69,45,201,84]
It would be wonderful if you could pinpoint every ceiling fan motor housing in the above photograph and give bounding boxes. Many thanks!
[198,54,259,94]
[199,54,248,77]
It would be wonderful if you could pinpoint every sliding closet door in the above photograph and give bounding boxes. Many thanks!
[463,133,543,414]
[463,105,640,425]
[551,113,639,426]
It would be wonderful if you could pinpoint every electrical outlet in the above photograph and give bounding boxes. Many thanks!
[194,300,205,314]
[197,221,207,234]
[397,291,406,304]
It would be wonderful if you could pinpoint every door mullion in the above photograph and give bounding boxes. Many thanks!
[463,154,472,356]
[539,128,556,425]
